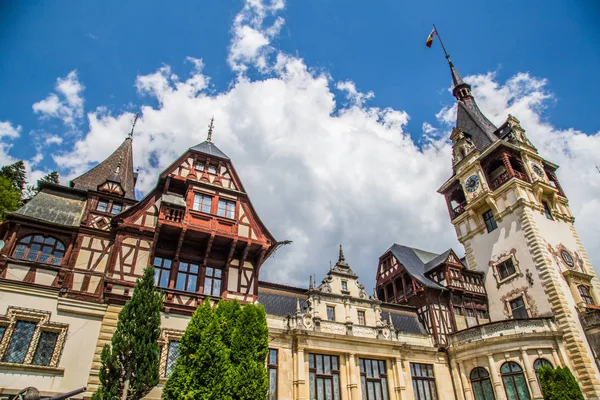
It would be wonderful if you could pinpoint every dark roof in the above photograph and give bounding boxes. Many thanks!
[258,286,307,317]
[386,244,446,290]
[190,141,230,160]
[424,249,452,272]
[70,138,136,200]
[456,101,498,152]
[13,187,86,227]
[381,308,427,335]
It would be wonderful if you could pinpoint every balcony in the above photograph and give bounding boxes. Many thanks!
[160,206,185,224]
[463,282,486,294]
[451,202,466,219]
[449,317,557,347]
[490,170,530,191]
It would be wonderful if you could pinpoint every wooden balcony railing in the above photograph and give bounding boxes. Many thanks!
[161,206,185,223]
[490,170,529,191]
[451,202,467,219]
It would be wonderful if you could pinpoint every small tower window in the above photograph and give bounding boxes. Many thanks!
[483,210,497,233]
[111,202,123,215]
[341,280,348,293]
[357,310,366,325]
[543,201,553,220]
[193,194,213,213]
[96,200,109,212]
[326,306,335,321]
[217,199,236,219]
[509,297,528,319]
[208,165,217,174]
[195,162,205,172]
[578,285,595,305]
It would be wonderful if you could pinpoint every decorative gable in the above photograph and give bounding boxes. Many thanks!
[98,180,124,196]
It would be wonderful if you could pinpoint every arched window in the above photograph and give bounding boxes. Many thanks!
[533,358,553,387]
[470,367,495,400]
[501,362,530,400]
[12,235,65,265]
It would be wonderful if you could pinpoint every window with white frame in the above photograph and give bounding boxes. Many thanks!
[0,308,67,368]
[193,193,212,213]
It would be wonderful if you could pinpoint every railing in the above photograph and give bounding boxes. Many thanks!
[451,202,466,219]
[490,170,530,191]
[161,206,185,223]
[449,317,556,347]
[463,282,486,294]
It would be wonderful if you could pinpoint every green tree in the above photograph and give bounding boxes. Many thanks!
[163,299,233,400]
[39,171,60,185]
[0,175,21,220]
[93,266,163,400]
[0,160,27,193]
[538,366,584,400]
[229,303,269,400]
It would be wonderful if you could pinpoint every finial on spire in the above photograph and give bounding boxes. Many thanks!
[338,244,345,263]
[207,116,215,143]
[128,113,140,139]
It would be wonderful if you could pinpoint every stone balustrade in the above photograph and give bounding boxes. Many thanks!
[448,317,557,347]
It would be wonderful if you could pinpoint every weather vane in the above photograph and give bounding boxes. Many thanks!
[207,116,215,142]
[128,113,140,139]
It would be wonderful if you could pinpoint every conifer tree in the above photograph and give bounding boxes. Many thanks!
[39,171,60,185]
[93,266,163,400]
[0,160,27,193]
[229,303,269,400]
[0,175,21,220]
[163,298,233,400]
[539,366,584,400]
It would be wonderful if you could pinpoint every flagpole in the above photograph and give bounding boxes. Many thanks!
[433,24,450,60]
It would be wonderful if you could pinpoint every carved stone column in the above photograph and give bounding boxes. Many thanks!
[294,345,308,400]
[487,355,507,400]
[457,361,473,400]
[393,357,406,400]
[521,349,542,399]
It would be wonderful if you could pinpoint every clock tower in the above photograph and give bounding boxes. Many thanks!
[437,57,600,398]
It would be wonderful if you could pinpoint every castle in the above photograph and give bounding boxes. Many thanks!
[0,57,599,400]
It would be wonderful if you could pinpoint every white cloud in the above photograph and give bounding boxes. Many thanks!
[32,70,85,127]
[23,0,600,292]
[0,120,21,165]
[228,0,286,73]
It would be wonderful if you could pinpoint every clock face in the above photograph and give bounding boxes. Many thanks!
[531,163,544,177]
[561,250,575,268]
[465,175,480,193]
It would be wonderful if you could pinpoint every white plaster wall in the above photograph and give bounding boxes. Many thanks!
[0,290,103,395]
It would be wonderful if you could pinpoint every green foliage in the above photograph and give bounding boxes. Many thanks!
[0,160,27,193]
[163,299,269,400]
[39,171,60,185]
[0,175,21,220]
[93,266,163,400]
[538,366,584,400]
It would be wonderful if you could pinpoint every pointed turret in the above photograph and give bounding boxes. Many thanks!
[447,56,499,152]
[190,117,230,160]
[70,137,136,199]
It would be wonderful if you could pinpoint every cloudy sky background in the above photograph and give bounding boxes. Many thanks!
[1,0,599,291]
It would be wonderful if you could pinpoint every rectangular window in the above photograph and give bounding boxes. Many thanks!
[543,201,554,220]
[208,165,217,174]
[341,281,348,292]
[193,193,212,213]
[96,200,109,213]
[579,285,595,305]
[111,202,123,215]
[203,267,222,297]
[195,162,205,172]
[0,326,6,342]
[510,296,528,319]
[166,340,179,377]
[153,257,172,289]
[360,358,390,400]
[309,354,341,400]
[176,262,199,292]
[268,349,278,400]
[326,306,336,321]
[410,363,438,400]
[483,210,497,233]
[32,331,59,366]
[4,320,36,364]
[497,258,516,280]
[358,310,366,326]
[217,199,236,219]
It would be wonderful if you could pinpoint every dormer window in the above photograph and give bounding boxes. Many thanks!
[96,200,109,213]
[111,202,123,215]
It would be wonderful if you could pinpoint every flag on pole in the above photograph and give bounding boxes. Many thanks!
[426,27,437,48]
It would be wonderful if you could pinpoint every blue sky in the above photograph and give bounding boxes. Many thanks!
[1,0,599,286]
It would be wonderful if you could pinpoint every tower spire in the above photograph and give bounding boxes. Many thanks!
[207,116,215,143]
[128,113,140,139]
[338,244,345,264]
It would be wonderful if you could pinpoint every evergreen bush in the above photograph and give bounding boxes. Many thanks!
[538,366,584,400]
